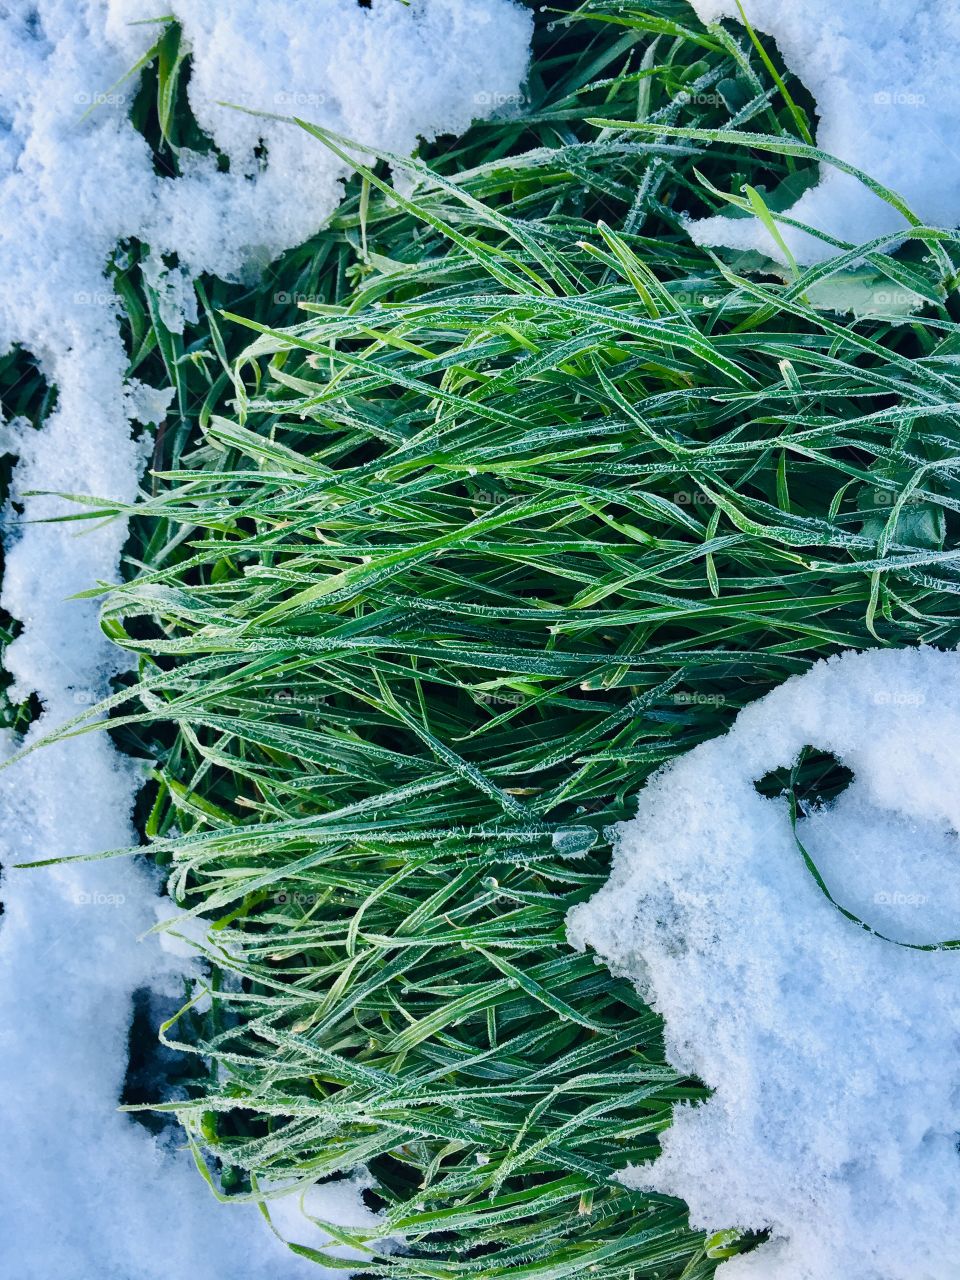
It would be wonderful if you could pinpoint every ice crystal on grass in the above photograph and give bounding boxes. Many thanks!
[569,646,960,1280]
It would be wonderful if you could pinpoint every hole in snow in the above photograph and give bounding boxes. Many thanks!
[670,21,820,227]
[755,745,960,946]
[127,24,221,179]
[797,774,960,948]
[716,18,820,136]
[753,745,854,813]
[121,987,198,1139]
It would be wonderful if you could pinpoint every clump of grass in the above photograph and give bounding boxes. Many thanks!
[23,2,960,1276]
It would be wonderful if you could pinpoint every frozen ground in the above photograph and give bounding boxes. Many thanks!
[0,1,531,1275]
[569,647,960,1280]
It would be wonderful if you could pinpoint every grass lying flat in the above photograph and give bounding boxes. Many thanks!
[28,2,960,1276]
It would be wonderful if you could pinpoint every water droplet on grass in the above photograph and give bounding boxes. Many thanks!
[551,825,596,856]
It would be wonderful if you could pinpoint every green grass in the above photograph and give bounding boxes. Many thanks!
[16,2,960,1276]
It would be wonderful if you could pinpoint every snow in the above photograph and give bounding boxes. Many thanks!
[0,1,531,1275]
[568,647,960,1280]
[686,0,960,261]
[0,728,385,1279]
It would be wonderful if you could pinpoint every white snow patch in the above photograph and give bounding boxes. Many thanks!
[686,0,960,261]
[0,727,383,1279]
[0,1,531,1274]
[568,646,960,1280]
